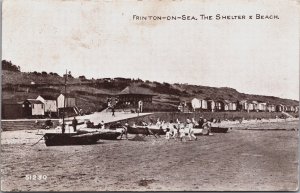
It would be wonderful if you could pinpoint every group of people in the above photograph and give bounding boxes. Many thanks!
[123,117,214,142]
[60,116,214,139]
[163,117,213,142]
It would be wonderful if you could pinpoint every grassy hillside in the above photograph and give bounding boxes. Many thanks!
[1,69,298,113]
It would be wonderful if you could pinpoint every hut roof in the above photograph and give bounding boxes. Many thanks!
[25,99,44,104]
[39,95,57,100]
[118,86,155,96]
[59,93,76,98]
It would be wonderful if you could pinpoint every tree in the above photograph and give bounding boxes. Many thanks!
[79,75,86,80]
[2,60,20,72]
[41,71,48,76]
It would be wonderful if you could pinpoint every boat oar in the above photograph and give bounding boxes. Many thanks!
[32,136,45,146]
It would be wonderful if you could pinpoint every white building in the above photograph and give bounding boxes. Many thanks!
[191,98,208,111]
[23,99,45,116]
[36,95,57,114]
[57,94,76,108]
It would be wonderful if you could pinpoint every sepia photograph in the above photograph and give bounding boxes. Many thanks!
[1,0,299,191]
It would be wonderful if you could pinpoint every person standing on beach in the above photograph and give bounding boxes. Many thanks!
[165,126,171,140]
[202,119,213,135]
[72,117,78,132]
[100,120,105,129]
[112,107,115,117]
[187,118,197,141]
[172,119,180,139]
[179,123,186,142]
[120,123,128,140]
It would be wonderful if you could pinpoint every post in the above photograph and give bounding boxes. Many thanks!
[62,69,67,134]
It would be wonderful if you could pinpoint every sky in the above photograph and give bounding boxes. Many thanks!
[2,0,299,100]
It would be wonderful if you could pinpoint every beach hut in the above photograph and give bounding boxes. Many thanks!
[57,94,77,117]
[224,100,230,111]
[238,100,248,111]
[247,102,255,112]
[215,100,225,111]
[191,98,208,111]
[285,105,291,112]
[276,104,285,112]
[22,99,45,117]
[57,94,76,108]
[290,106,295,112]
[282,105,288,112]
[191,98,201,111]
[267,104,276,112]
[207,100,216,112]
[37,95,57,116]
[286,105,295,112]
[295,106,299,113]
[224,100,237,111]
[251,101,259,112]
[257,102,267,112]
[201,99,208,110]
[232,101,237,111]
[178,101,190,113]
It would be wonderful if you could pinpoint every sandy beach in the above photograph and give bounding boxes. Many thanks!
[1,119,299,191]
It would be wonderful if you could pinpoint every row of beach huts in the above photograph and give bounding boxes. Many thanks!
[2,94,80,119]
[182,98,299,113]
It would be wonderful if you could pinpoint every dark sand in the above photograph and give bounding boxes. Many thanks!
[1,121,298,191]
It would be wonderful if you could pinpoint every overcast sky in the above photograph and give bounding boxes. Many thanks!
[2,0,299,100]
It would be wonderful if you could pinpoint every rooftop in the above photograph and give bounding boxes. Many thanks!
[38,95,57,100]
[25,99,44,104]
[118,86,155,96]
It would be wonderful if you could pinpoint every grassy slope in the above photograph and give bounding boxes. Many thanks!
[1,70,298,113]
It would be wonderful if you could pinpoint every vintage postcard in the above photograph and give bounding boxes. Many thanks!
[1,0,299,191]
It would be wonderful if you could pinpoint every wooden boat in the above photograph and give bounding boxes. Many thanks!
[126,124,166,136]
[76,129,121,140]
[147,125,166,135]
[43,70,103,146]
[43,132,102,146]
[211,126,229,133]
[99,132,121,140]
[193,128,210,136]
[127,126,151,135]
[194,124,229,133]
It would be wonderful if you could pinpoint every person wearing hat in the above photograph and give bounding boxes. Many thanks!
[198,117,204,128]
[100,120,105,129]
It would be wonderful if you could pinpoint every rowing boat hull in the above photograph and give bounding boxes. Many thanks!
[99,132,121,140]
[127,126,150,135]
[211,127,229,133]
[127,126,166,135]
[44,133,102,146]
[76,129,122,140]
